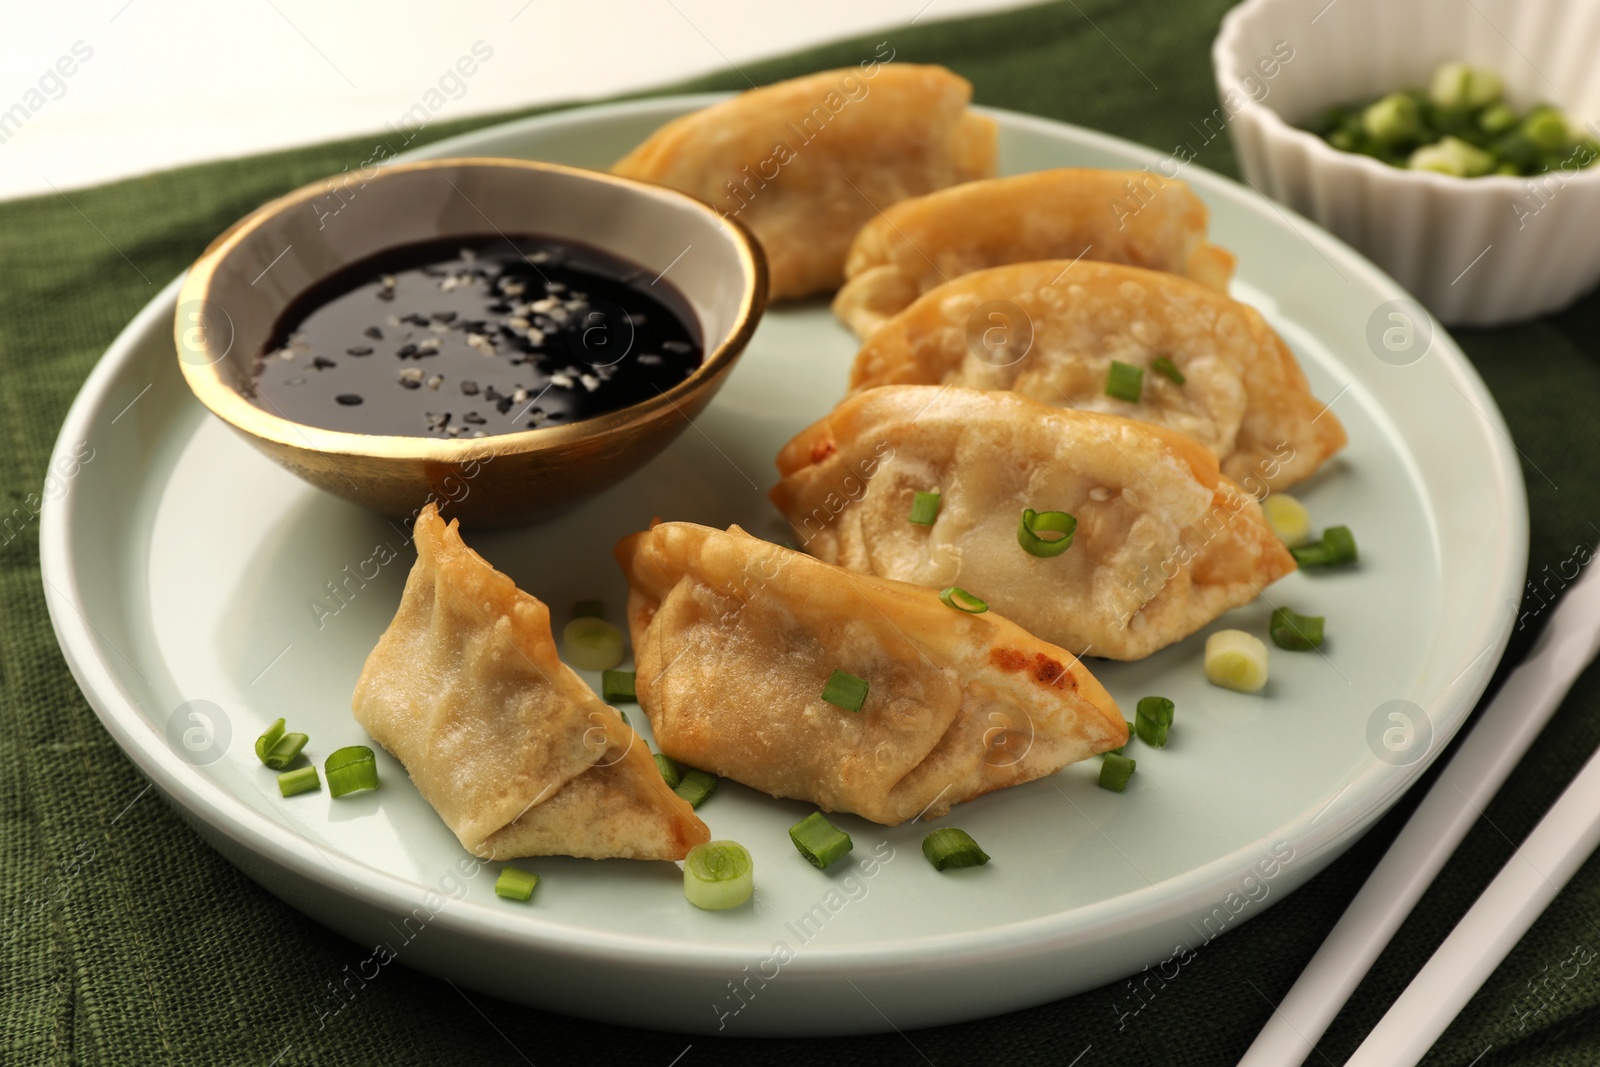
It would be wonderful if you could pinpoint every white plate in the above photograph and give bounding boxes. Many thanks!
[40,97,1527,1036]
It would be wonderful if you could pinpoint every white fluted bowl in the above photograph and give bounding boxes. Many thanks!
[1214,0,1600,325]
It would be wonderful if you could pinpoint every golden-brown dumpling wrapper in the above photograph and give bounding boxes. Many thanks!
[847,261,1345,490]
[833,168,1236,337]
[770,387,1296,661]
[352,504,709,861]
[612,64,997,300]
[616,522,1124,826]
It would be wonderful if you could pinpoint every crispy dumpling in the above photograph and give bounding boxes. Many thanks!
[615,521,1125,825]
[770,387,1297,661]
[612,64,997,300]
[352,504,709,861]
[846,261,1346,490]
[833,168,1236,337]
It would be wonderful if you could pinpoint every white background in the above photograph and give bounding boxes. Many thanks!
[1,0,1029,200]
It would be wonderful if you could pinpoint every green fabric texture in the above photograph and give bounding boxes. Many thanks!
[4,1,1599,1063]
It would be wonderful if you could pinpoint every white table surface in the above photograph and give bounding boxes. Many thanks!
[2,0,1029,201]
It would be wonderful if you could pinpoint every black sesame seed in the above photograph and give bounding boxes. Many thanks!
[431,311,457,323]
[364,326,383,340]
[312,356,337,370]
[460,381,479,395]
[463,411,486,425]
[375,289,395,301]
[346,346,373,356]
[336,394,363,406]
[399,378,421,390]
[396,344,418,358]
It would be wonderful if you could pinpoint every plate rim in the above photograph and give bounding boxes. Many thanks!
[38,95,1529,976]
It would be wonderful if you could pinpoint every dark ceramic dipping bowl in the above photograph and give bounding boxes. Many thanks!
[175,157,768,526]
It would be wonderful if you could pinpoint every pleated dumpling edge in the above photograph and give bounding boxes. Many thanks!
[352,503,709,861]
[770,386,1297,661]
[616,520,1126,826]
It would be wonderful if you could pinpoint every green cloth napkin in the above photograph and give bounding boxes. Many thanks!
[5,2,1599,1063]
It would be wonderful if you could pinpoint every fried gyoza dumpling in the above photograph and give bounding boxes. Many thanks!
[846,261,1346,490]
[615,522,1125,825]
[352,504,709,861]
[832,168,1236,337]
[612,64,997,300]
[770,387,1296,661]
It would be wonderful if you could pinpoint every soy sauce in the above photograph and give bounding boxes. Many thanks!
[251,234,704,438]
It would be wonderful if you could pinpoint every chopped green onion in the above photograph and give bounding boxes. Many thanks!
[789,812,853,869]
[1362,92,1422,145]
[255,718,285,762]
[619,710,630,727]
[1270,607,1326,651]
[1409,136,1495,177]
[684,841,754,910]
[1135,696,1175,748]
[601,669,637,703]
[1523,106,1570,152]
[257,726,307,767]
[1291,525,1359,568]
[1494,132,1541,171]
[1152,356,1186,385]
[1307,64,1597,178]
[939,586,988,613]
[655,752,683,789]
[1478,103,1519,136]
[265,732,308,771]
[572,599,605,619]
[1105,360,1144,402]
[255,719,310,771]
[921,828,989,870]
[1205,630,1269,693]
[1323,525,1358,562]
[1429,62,1502,109]
[325,745,379,798]
[675,768,718,809]
[562,616,626,671]
[1017,508,1077,558]
[1261,493,1312,547]
[909,490,942,526]
[821,669,869,712]
[1109,719,1134,756]
[277,766,321,797]
[495,866,540,901]
[1099,753,1136,792]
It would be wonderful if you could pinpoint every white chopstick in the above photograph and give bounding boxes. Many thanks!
[1347,738,1600,1064]
[1241,559,1600,1066]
